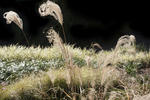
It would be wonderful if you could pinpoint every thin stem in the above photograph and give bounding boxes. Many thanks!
[22,30,29,46]
[62,25,67,43]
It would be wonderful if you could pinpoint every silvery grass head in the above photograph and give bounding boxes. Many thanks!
[46,28,70,66]
[46,27,63,45]
[39,0,63,25]
[3,11,23,30]
[39,0,66,43]
[115,35,136,50]
[3,11,29,45]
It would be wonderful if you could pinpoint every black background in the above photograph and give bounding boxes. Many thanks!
[0,0,149,49]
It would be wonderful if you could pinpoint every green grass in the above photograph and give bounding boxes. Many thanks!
[0,44,150,100]
[0,45,95,83]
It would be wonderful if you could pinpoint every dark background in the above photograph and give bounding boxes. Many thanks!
[0,0,149,49]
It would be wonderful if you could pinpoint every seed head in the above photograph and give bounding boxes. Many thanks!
[3,11,23,30]
[39,0,63,25]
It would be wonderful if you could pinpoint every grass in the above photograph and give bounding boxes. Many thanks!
[0,44,150,100]
[0,45,94,83]
[1,1,150,99]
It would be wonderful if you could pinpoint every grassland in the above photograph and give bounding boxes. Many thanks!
[2,1,150,99]
[0,43,150,100]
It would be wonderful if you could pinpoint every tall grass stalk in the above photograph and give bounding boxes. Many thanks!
[46,27,83,97]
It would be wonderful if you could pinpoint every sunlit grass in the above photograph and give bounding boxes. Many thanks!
[0,44,150,100]
[0,67,102,100]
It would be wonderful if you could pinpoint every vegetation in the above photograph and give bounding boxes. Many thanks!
[0,42,150,100]
[1,0,150,100]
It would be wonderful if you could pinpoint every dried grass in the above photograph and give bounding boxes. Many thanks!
[39,0,66,42]
[91,42,103,51]
[95,35,137,99]
[46,27,80,96]
[46,28,69,64]
[133,93,150,100]
[99,35,136,68]
[39,0,63,25]
[115,35,136,50]
[3,11,29,45]
[100,66,120,85]
[108,91,126,100]
[3,11,23,30]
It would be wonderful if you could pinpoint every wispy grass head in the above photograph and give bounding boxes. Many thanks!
[39,0,67,42]
[115,35,136,50]
[3,11,29,45]
[46,27,63,45]
[130,35,136,45]
[3,11,23,30]
[39,0,63,25]
[46,28,69,63]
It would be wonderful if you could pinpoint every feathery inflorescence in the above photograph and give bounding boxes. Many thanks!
[3,11,29,45]
[3,11,23,30]
[46,28,69,63]
[39,0,66,42]
[39,0,63,25]
[115,35,136,50]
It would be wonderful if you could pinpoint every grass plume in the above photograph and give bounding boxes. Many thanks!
[3,11,29,45]
[3,11,23,30]
[39,0,66,42]
[39,0,63,25]
[46,28,69,64]
[115,35,136,50]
